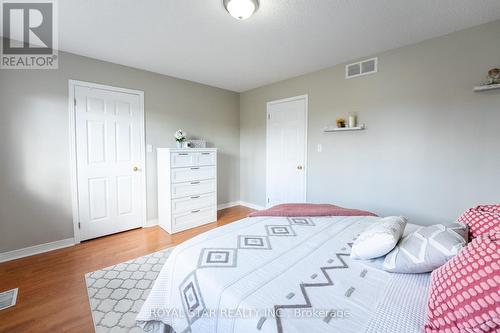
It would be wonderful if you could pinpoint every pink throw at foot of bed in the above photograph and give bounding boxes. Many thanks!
[249,203,377,217]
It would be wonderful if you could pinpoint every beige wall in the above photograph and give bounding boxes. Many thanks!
[240,20,500,225]
[0,45,240,252]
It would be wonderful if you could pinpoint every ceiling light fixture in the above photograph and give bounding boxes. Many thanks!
[223,0,259,20]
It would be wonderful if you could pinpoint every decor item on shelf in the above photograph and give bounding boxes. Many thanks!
[189,139,207,148]
[223,0,259,20]
[324,124,366,132]
[487,68,500,85]
[473,83,500,92]
[475,68,500,91]
[174,129,186,148]
[336,118,346,128]
[348,113,357,128]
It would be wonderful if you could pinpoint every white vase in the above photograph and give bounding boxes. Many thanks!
[176,141,182,148]
[348,114,357,128]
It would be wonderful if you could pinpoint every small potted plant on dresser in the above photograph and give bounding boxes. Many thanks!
[174,129,187,148]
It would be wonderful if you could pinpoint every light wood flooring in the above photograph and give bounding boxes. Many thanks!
[0,205,253,333]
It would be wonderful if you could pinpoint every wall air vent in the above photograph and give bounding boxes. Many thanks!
[0,288,18,311]
[345,57,378,79]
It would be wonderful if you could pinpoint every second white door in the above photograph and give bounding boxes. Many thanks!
[73,83,145,241]
[266,95,308,207]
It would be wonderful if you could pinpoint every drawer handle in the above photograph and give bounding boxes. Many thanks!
[190,167,200,170]
[178,153,189,156]
[190,196,200,199]
[191,181,200,185]
[201,152,211,155]
[191,210,201,213]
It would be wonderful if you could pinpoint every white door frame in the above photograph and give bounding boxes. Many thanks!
[266,94,308,207]
[68,80,147,243]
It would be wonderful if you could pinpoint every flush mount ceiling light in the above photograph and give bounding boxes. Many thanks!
[223,0,259,20]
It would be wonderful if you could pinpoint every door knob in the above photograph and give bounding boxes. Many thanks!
[297,165,303,170]
[133,166,140,172]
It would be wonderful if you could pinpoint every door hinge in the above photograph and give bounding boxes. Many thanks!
[74,98,77,107]
[267,198,270,203]
[267,113,270,120]
[78,222,81,229]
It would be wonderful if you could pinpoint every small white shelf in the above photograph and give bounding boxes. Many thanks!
[473,83,500,92]
[323,124,365,132]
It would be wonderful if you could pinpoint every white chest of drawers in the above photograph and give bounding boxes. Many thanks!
[157,148,217,234]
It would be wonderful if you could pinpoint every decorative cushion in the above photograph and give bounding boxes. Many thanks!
[458,205,500,239]
[423,231,500,333]
[480,205,500,214]
[351,216,407,260]
[383,222,468,273]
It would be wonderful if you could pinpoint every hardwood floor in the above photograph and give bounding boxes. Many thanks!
[0,205,253,333]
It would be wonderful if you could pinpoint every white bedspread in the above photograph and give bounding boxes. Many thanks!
[137,216,429,333]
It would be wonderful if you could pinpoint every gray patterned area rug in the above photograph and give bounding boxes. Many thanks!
[85,247,174,333]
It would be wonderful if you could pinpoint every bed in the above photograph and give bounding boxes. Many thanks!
[137,214,430,333]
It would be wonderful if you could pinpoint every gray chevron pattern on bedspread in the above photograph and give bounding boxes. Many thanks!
[136,215,428,333]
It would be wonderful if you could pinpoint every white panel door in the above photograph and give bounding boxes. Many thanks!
[74,85,144,241]
[266,96,307,207]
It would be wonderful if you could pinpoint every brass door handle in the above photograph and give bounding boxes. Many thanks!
[133,166,140,172]
[297,165,303,170]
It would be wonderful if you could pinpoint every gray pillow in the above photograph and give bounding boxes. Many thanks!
[382,222,468,273]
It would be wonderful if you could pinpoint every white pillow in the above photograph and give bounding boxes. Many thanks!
[351,216,407,260]
[382,222,468,273]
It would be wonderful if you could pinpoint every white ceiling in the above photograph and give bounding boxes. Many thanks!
[59,0,500,92]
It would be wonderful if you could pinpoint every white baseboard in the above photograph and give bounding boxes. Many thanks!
[238,201,266,210]
[0,238,75,263]
[0,201,265,263]
[217,201,241,210]
[219,201,266,210]
[144,219,159,228]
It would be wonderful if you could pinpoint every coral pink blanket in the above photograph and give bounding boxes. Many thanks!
[249,203,377,217]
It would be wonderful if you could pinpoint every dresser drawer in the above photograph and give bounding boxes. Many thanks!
[171,166,216,184]
[171,179,216,198]
[197,152,216,166]
[170,151,216,168]
[158,148,218,234]
[170,152,196,168]
[171,193,215,214]
[173,207,216,232]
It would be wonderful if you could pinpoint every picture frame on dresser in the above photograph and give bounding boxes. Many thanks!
[157,148,218,234]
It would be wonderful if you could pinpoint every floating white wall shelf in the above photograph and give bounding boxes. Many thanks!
[323,124,366,132]
[473,84,500,92]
